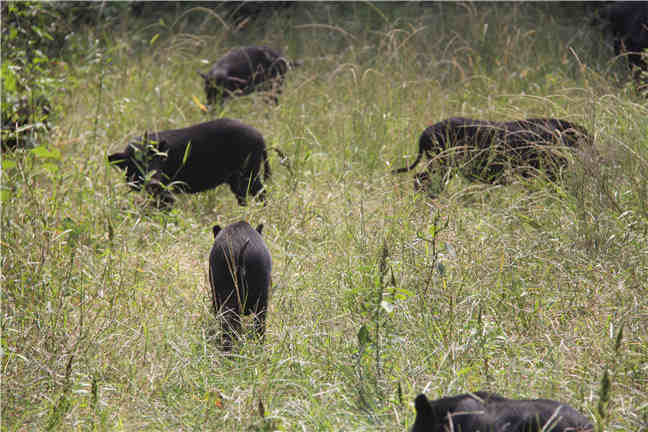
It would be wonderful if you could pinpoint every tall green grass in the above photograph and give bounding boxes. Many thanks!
[2,3,647,430]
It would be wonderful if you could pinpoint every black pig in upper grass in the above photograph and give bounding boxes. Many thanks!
[108,118,269,207]
[597,2,648,77]
[208,221,272,351]
[412,392,594,432]
[392,117,592,195]
[200,46,298,106]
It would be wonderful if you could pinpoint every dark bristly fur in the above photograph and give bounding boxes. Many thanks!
[597,2,648,78]
[208,221,272,351]
[108,118,269,207]
[412,392,594,432]
[392,117,592,194]
[199,46,300,106]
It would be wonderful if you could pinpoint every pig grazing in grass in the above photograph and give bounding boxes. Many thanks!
[200,46,298,106]
[392,117,592,195]
[411,392,594,432]
[208,221,272,351]
[108,118,269,207]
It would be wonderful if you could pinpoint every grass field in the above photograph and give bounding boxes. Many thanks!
[2,3,647,431]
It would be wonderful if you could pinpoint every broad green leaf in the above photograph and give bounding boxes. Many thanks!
[0,190,11,203]
[2,159,17,171]
[31,146,61,160]
[31,146,52,158]
[1,62,17,94]
[42,162,59,174]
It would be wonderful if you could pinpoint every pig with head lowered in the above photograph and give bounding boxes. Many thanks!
[392,117,593,196]
[200,45,299,106]
[208,221,272,351]
[108,118,270,207]
[411,391,594,432]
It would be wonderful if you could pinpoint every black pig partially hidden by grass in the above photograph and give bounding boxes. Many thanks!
[597,2,648,79]
[412,392,594,432]
[108,118,269,207]
[200,46,297,106]
[208,221,272,351]
[392,117,592,196]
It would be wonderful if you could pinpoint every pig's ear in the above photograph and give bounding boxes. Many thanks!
[414,394,432,417]
[212,225,222,239]
[108,152,129,170]
[255,224,264,235]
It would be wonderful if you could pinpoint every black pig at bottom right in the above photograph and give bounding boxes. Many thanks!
[411,391,593,432]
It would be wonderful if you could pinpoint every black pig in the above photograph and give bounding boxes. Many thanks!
[392,117,592,195]
[208,221,272,350]
[412,392,594,432]
[597,2,648,77]
[200,46,297,105]
[108,118,269,207]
